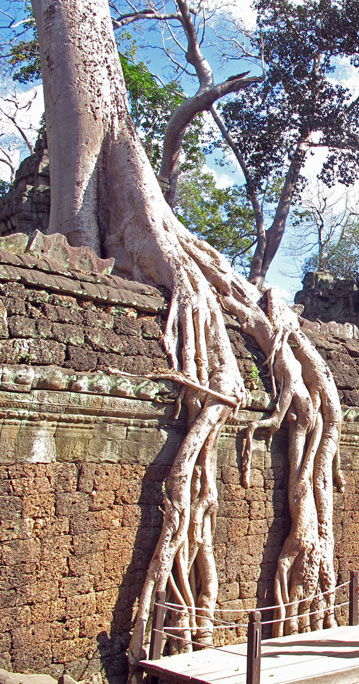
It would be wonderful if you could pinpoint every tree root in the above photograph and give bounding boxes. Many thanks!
[31,1,343,677]
[107,121,342,678]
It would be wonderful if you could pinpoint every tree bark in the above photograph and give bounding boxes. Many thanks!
[32,2,343,682]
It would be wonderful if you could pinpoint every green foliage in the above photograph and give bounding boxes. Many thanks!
[7,4,40,84]
[219,0,359,193]
[120,55,203,174]
[250,364,260,388]
[174,168,256,273]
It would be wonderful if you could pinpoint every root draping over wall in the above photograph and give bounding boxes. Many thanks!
[28,1,343,679]
[127,195,344,676]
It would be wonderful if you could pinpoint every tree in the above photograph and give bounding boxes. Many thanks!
[174,167,256,273]
[0,81,41,188]
[31,1,343,681]
[120,55,205,179]
[217,0,359,285]
[111,0,264,206]
[299,191,359,279]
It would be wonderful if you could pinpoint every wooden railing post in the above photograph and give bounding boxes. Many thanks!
[246,610,262,684]
[149,590,167,661]
[350,570,359,626]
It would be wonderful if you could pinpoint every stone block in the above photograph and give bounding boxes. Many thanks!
[56,492,89,516]
[4,296,26,316]
[113,316,141,336]
[77,463,96,493]
[95,588,119,615]
[227,518,249,541]
[72,530,108,557]
[248,519,269,535]
[89,490,115,510]
[221,466,240,485]
[2,537,40,565]
[222,484,246,501]
[29,598,66,625]
[51,636,93,663]
[219,500,249,518]
[0,495,22,519]
[79,615,111,639]
[65,593,96,619]
[16,580,59,606]
[56,464,78,492]
[51,618,80,642]
[93,464,123,491]
[68,552,105,577]
[65,345,97,371]
[12,621,52,649]
[52,323,84,345]
[22,493,55,517]
[8,315,36,338]
[217,582,239,603]
[59,577,93,599]
[85,328,124,352]
[141,318,162,339]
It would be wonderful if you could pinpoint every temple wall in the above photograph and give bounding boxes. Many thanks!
[0,234,358,683]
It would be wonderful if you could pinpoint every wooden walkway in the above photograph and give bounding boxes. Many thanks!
[139,625,359,684]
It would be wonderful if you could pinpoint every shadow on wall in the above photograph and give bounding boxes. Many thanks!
[96,424,183,684]
[95,422,291,682]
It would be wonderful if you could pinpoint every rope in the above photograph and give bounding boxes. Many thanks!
[152,628,247,656]
[261,601,350,626]
[160,601,350,631]
[160,580,350,617]
[160,622,248,631]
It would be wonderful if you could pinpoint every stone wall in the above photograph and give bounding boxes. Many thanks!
[0,233,358,683]
[295,270,359,327]
[0,135,50,238]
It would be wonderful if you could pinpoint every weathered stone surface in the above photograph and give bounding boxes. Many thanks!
[28,231,115,275]
[0,244,356,684]
[295,270,359,330]
[0,670,57,684]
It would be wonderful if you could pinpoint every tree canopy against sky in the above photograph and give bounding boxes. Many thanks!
[4,0,359,287]
[29,3,345,682]
[214,0,359,284]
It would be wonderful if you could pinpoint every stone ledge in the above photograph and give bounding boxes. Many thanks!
[0,232,167,313]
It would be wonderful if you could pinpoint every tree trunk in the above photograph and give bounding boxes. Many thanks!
[32,1,343,681]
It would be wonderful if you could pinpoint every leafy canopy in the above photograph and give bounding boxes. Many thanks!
[174,167,256,274]
[220,0,359,193]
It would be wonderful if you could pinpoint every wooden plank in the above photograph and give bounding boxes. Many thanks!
[139,625,359,684]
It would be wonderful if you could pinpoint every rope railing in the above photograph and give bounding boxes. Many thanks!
[146,570,359,684]
[163,579,350,616]
[156,579,351,631]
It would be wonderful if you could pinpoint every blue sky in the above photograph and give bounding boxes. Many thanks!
[1,0,359,303]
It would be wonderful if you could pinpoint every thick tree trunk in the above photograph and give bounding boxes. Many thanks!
[32,2,343,682]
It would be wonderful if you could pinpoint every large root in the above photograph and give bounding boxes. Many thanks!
[111,135,342,677]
